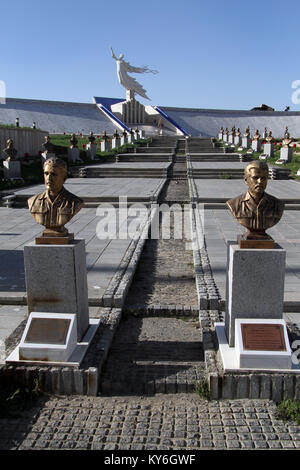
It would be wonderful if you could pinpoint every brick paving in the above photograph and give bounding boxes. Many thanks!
[0,395,299,450]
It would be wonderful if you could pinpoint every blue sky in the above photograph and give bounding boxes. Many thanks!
[1,0,300,111]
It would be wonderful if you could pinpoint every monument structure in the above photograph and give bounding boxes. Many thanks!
[112,129,121,149]
[28,156,83,243]
[86,131,97,159]
[3,139,22,180]
[6,157,98,366]
[279,127,293,162]
[101,130,110,152]
[216,161,292,370]
[251,129,261,152]
[242,126,250,148]
[234,128,241,146]
[68,133,82,162]
[110,46,158,124]
[264,131,274,157]
[41,135,55,161]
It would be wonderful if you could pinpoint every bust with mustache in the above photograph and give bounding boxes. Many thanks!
[226,161,284,240]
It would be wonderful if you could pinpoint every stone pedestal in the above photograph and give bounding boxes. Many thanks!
[139,130,145,139]
[42,152,56,162]
[252,140,261,152]
[120,136,128,146]
[3,161,22,179]
[86,143,97,160]
[24,239,89,342]
[225,242,286,347]
[228,135,234,144]
[218,133,223,140]
[223,134,228,143]
[264,143,274,157]
[111,138,121,149]
[280,147,293,162]
[68,147,82,163]
[127,134,135,144]
[234,136,241,146]
[242,137,250,148]
[101,141,110,152]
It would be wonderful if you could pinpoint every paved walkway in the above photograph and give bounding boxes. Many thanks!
[0,207,146,303]
[15,177,166,201]
[1,395,299,450]
[193,179,300,202]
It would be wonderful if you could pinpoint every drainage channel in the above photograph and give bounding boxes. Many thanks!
[99,156,207,396]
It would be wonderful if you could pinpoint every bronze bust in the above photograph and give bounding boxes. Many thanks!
[253,129,260,140]
[226,161,284,242]
[42,135,54,154]
[102,130,109,141]
[4,139,18,161]
[265,131,273,143]
[88,131,96,144]
[70,133,78,148]
[282,130,292,148]
[243,126,250,137]
[28,157,83,242]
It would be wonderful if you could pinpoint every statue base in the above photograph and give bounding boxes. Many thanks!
[35,234,75,245]
[35,228,74,245]
[225,241,286,347]
[24,239,89,341]
[237,235,275,249]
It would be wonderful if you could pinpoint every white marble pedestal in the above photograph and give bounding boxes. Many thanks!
[101,141,110,152]
[111,138,121,149]
[280,147,293,162]
[263,143,274,157]
[68,147,82,163]
[3,161,22,180]
[234,136,241,146]
[86,143,97,160]
[225,242,286,347]
[127,134,135,144]
[252,140,261,152]
[24,239,90,342]
[242,137,250,148]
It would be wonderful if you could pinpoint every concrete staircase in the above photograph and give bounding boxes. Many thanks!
[186,137,223,153]
[187,153,252,162]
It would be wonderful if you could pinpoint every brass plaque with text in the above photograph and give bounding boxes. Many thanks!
[241,323,286,351]
[25,318,71,345]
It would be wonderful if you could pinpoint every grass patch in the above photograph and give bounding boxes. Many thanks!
[276,399,300,425]
[277,399,300,426]
[0,380,43,419]
[0,135,151,190]
[194,379,210,400]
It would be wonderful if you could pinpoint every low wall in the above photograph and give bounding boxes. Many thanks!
[0,127,48,159]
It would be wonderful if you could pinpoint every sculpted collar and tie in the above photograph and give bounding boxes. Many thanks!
[28,186,83,232]
[226,190,284,234]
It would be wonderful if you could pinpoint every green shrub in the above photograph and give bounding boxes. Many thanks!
[276,399,300,425]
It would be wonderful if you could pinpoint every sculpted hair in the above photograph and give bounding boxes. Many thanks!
[244,161,269,179]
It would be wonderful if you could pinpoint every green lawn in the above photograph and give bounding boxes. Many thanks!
[216,139,300,180]
[0,134,151,191]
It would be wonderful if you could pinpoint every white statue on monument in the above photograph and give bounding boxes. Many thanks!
[110,46,158,100]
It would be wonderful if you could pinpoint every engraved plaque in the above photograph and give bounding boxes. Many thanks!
[25,318,71,345]
[241,323,286,351]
